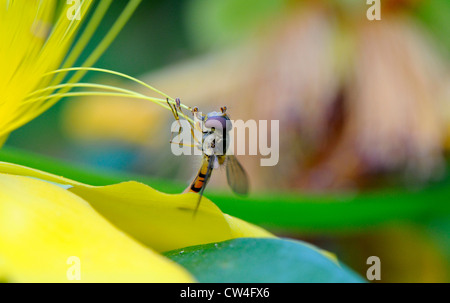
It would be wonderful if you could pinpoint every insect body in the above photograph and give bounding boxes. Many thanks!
[167,99,249,215]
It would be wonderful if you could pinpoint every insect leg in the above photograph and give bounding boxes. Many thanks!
[166,98,184,144]
[175,98,202,147]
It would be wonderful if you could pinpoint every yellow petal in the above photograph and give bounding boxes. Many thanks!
[0,0,94,136]
[223,214,274,238]
[68,181,236,252]
[0,173,194,282]
[0,161,274,252]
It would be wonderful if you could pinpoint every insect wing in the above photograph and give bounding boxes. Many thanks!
[225,155,249,196]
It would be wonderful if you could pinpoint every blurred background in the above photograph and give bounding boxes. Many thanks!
[2,0,449,282]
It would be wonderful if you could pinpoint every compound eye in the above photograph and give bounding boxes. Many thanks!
[205,116,228,130]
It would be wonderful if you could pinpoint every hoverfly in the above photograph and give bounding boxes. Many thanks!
[167,98,249,215]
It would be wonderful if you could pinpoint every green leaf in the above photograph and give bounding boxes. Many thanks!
[165,238,365,283]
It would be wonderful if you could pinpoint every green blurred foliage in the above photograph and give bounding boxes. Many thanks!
[415,0,450,56]
[185,0,287,50]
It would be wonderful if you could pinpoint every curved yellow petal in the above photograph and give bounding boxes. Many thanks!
[0,162,273,252]
[68,181,235,252]
[0,173,194,282]
[0,161,86,186]
[223,214,274,238]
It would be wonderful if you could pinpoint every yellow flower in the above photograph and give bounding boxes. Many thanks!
[1,0,80,142]
[0,173,193,282]
[0,0,141,144]
[0,162,272,282]
[0,0,275,282]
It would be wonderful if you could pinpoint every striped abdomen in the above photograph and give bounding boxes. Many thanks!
[188,156,213,193]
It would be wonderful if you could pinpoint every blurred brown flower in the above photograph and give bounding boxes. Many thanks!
[63,0,450,192]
